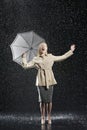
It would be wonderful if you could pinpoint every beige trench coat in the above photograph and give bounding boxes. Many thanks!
[22,50,73,89]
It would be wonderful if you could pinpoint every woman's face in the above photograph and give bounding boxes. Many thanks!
[39,43,48,55]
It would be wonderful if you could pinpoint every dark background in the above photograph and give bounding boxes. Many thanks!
[0,0,87,114]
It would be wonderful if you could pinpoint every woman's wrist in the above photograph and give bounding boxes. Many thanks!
[70,49,74,52]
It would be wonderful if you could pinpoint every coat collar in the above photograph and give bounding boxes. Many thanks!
[39,53,48,58]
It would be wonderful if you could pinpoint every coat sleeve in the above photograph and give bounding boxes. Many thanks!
[22,57,35,69]
[52,50,74,62]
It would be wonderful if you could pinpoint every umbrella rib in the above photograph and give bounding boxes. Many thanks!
[32,40,45,48]
[20,34,32,48]
[13,45,29,48]
[29,51,31,61]
[32,32,34,46]
[32,42,40,47]
[13,51,29,60]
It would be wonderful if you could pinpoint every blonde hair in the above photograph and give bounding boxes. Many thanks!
[37,42,48,56]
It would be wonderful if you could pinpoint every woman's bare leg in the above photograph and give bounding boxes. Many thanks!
[46,103,48,120]
[48,102,52,124]
[40,102,45,124]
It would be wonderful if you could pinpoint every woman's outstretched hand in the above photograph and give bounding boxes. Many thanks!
[70,44,76,52]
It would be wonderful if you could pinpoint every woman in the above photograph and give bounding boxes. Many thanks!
[22,42,75,124]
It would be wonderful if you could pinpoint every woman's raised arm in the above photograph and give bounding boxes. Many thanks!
[52,44,75,62]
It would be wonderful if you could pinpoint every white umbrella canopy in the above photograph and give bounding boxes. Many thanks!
[10,31,45,66]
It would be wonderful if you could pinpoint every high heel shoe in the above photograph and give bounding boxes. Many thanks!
[41,118,45,125]
[48,119,52,124]
[47,116,52,124]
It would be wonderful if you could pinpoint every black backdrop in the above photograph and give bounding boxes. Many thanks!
[0,0,86,114]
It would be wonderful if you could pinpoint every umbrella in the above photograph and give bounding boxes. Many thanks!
[10,31,45,66]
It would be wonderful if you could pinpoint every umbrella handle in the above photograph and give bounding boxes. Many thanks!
[22,53,26,58]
